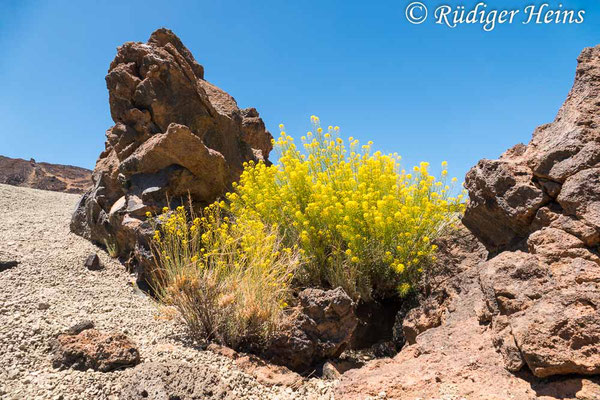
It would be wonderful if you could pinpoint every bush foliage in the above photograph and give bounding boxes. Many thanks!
[227,116,463,299]
[149,204,299,346]
[150,116,463,343]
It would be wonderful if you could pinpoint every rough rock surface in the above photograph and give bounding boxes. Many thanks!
[0,155,92,194]
[462,44,600,380]
[337,224,600,399]
[338,45,600,398]
[84,253,102,271]
[0,184,333,399]
[264,287,357,373]
[397,225,488,346]
[463,45,600,251]
[52,328,140,372]
[70,28,273,280]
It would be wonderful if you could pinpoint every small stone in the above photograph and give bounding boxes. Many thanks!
[38,302,50,310]
[84,254,101,271]
[322,362,341,380]
[65,320,95,335]
[0,260,19,272]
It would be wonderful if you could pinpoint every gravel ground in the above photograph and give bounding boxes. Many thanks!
[0,184,334,399]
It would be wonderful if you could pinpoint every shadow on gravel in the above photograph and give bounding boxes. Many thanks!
[515,369,600,399]
[0,260,19,272]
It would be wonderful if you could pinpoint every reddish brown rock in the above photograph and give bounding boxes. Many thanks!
[480,245,600,378]
[52,328,140,372]
[524,47,600,183]
[340,45,600,398]
[558,167,600,230]
[0,155,92,194]
[532,205,600,247]
[463,45,600,253]
[70,28,272,277]
[462,148,549,251]
[207,344,303,387]
[263,287,357,373]
[463,45,600,380]
[397,225,488,346]
[338,247,600,399]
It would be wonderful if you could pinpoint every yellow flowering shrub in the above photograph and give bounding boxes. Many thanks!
[148,204,299,346]
[149,116,463,345]
[226,116,464,300]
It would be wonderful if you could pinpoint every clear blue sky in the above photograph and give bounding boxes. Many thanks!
[1,0,598,182]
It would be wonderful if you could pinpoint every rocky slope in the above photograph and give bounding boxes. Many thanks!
[0,184,333,399]
[0,155,91,194]
[71,28,273,280]
[337,45,600,399]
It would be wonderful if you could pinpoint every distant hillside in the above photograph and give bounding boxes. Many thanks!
[0,155,92,194]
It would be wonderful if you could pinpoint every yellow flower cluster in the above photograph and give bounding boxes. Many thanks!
[148,203,299,345]
[226,117,464,299]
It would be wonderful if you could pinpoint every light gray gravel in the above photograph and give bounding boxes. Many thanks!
[0,184,334,399]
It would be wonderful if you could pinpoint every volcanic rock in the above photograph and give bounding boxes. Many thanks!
[52,328,140,372]
[70,28,273,279]
[0,260,19,272]
[338,45,600,398]
[463,45,600,252]
[462,45,600,379]
[120,361,234,400]
[84,253,102,271]
[264,287,357,373]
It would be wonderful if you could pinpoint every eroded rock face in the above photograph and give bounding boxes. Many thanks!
[0,155,92,194]
[463,45,600,252]
[395,225,488,347]
[70,29,272,278]
[464,45,600,379]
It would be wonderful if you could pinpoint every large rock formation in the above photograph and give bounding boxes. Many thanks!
[464,45,600,379]
[70,29,272,276]
[0,155,92,194]
[463,45,600,252]
[338,45,600,399]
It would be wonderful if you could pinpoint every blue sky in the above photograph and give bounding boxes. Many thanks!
[1,0,598,182]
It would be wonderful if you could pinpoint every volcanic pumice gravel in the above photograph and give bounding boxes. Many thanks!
[0,184,334,399]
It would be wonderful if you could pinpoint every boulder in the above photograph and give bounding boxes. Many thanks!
[263,287,357,373]
[463,146,548,252]
[480,248,600,378]
[70,28,273,280]
[52,328,140,372]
